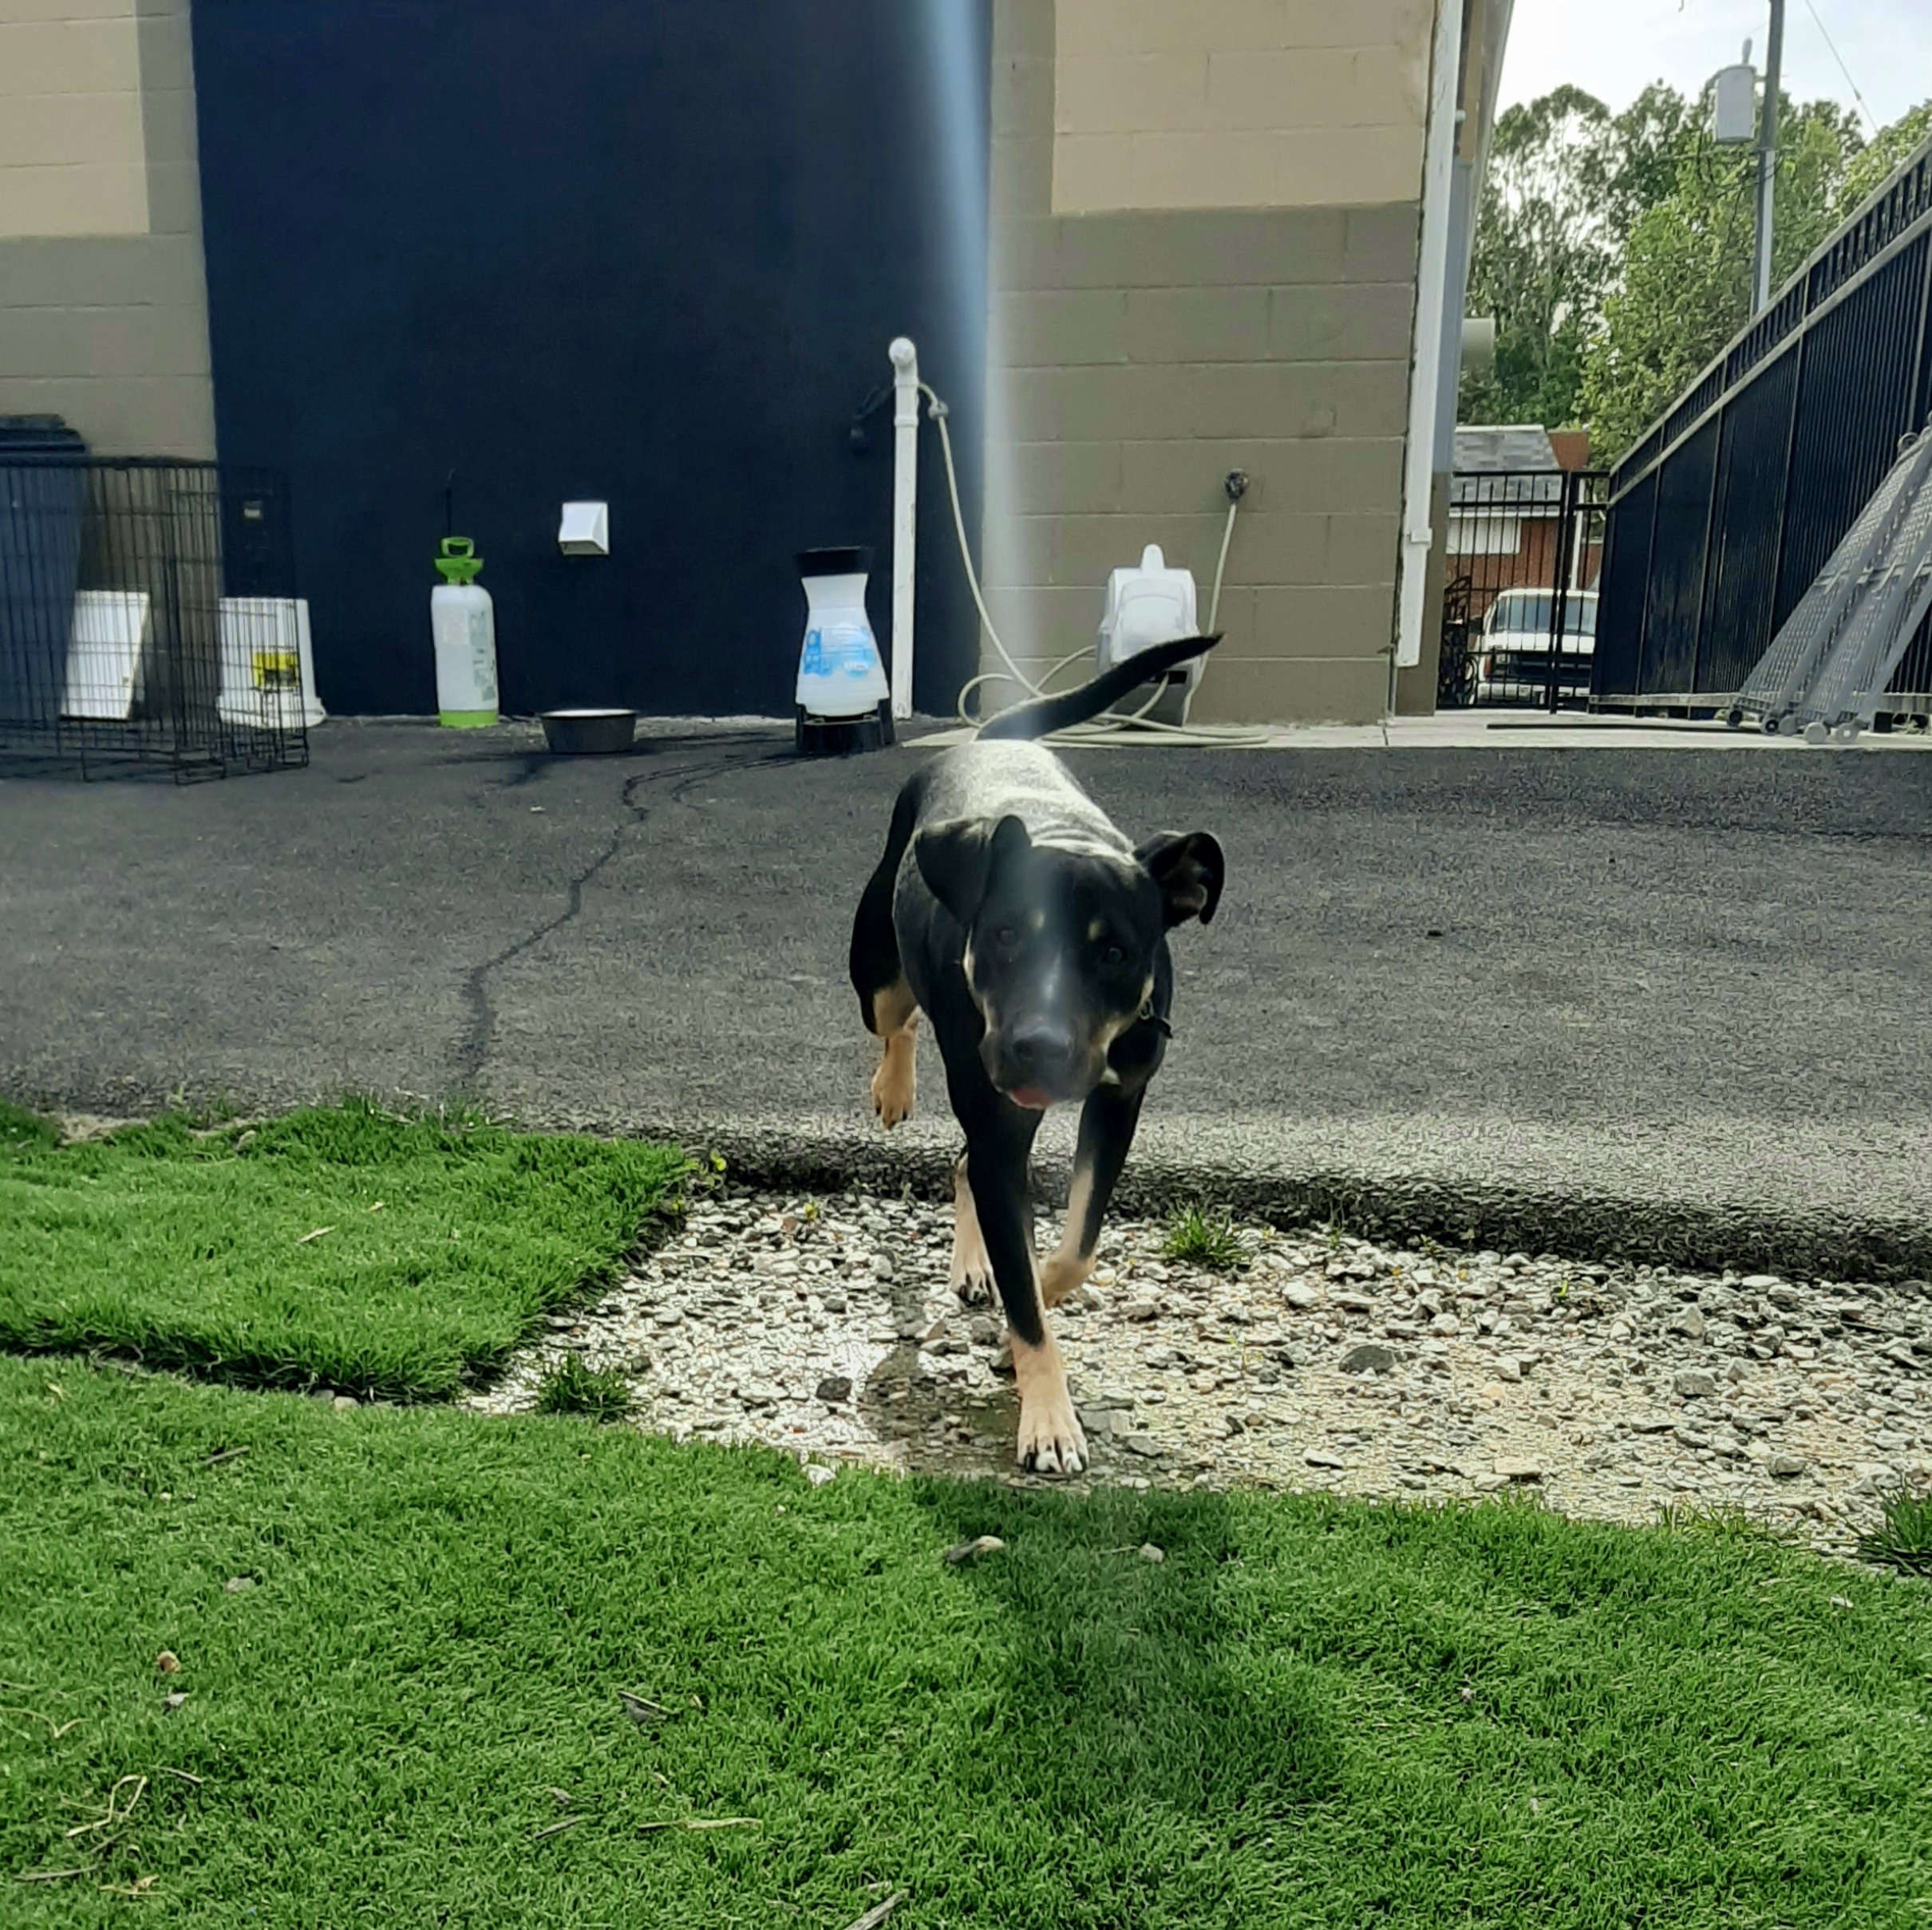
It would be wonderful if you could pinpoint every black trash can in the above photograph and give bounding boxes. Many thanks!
[0,416,89,728]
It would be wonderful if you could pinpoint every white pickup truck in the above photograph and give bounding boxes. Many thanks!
[1476,588,1598,704]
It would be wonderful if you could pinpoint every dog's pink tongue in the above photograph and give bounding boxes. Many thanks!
[1010,1085,1053,1111]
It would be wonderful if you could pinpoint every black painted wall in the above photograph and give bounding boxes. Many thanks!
[191,0,988,718]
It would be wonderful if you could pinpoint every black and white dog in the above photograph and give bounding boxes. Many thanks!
[847,637,1224,1475]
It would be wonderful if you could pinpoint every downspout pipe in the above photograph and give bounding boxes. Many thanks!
[1394,0,1466,676]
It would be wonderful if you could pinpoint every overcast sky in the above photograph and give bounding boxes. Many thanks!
[1498,0,1932,133]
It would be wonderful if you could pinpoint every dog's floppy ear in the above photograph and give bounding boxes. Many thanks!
[915,815,1030,926]
[1136,831,1225,928]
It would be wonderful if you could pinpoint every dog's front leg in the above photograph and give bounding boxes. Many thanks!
[966,1117,1086,1477]
[1041,1086,1144,1308]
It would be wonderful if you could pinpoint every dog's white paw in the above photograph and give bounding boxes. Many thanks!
[871,1034,915,1129]
[1016,1384,1087,1477]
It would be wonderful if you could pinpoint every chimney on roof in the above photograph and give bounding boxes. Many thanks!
[1548,429,1591,472]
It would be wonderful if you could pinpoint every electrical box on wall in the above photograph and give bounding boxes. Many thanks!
[558,502,609,555]
[1713,45,1757,144]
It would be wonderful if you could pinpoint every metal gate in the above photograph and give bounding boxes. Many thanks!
[1438,467,1608,709]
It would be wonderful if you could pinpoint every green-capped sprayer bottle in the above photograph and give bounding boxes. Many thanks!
[430,537,499,727]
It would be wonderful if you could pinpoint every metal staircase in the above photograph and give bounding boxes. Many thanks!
[1730,420,1932,741]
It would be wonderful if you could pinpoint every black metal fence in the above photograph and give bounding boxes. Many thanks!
[1595,135,1932,716]
[0,451,307,779]
[1437,467,1608,710]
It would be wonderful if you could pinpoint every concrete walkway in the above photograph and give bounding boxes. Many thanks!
[5,716,1931,1274]
[909,712,1932,752]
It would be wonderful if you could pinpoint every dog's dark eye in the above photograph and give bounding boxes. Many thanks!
[1102,942,1127,965]
[994,925,1019,948]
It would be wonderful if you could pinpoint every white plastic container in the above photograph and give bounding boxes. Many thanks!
[1097,543,1202,724]
[1712,49,1757,144]
[431,538,498,727]
[795,546,888,718]
[62,590,150,720]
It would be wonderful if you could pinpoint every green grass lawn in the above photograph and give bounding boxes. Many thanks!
[5,1358,1929,1928]
[0,1103,686,1401]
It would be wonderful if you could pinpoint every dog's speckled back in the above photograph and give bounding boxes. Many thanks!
[904,741,1133,866]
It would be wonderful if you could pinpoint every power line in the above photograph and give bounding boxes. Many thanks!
[1799,0,1879,133]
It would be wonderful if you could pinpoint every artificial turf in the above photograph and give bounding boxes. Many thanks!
[0,1102,686,1400]
[4,1357,1928,1928]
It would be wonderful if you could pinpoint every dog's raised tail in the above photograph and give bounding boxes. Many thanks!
[974,634,1221,740]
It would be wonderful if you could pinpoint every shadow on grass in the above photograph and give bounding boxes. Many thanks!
[913,1479,1340,1837]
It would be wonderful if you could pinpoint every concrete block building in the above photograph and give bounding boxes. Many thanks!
[0,0,214,459]
[984,0,1512,722]
[0,0,1513,724]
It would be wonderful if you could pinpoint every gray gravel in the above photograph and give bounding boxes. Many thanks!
[468,1185,1932,1557]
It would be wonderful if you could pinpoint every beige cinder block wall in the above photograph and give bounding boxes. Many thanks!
[982,0,1437,724]
[0,0,216,458]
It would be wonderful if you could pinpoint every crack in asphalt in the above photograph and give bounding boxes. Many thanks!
[452,743,778,1090]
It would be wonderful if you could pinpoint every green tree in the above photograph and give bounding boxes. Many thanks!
[1458,85,1617,428]
[1834,99,1932,216]
[1460,81,1932,464]
[1602,83,1698,240]
[1579,95,1866,463]
[1460,82,1695,430]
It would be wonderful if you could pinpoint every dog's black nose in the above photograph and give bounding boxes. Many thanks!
[1009,1020,1077,1083]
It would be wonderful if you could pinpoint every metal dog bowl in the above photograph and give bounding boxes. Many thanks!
[539,708,637,755]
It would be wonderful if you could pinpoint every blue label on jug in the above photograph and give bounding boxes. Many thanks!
[803,625,879,679]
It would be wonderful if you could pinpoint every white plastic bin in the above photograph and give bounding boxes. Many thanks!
[218,597,326,728]
[61,590,151,720]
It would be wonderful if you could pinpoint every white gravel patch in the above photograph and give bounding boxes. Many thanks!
[465,1186,1932,1558]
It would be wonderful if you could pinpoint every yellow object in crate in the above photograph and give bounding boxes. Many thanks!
[217,598,325,727]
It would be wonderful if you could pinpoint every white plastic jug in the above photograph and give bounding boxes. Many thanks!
[796,546,888,720]
[1098,543,1199,673]
[431,538,498,727]
[1097,543,1202,724]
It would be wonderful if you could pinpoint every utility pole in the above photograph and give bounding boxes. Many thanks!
[1752,0,1786,314]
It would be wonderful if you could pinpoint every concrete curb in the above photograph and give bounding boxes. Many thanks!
[665,1119,1932,1288]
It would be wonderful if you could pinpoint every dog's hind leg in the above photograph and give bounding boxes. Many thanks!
[949,1154,994,1305]
[867,983,918,1129]
[849,783,921,1128]
[1041,1087,1144,1308]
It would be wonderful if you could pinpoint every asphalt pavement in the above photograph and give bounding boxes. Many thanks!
[5,718,1931,1276]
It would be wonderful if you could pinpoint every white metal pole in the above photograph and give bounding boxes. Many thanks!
[887,336,919,720]
[1752,0,1785,314]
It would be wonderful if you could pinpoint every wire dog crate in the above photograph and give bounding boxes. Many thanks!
[0,443,309,780]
